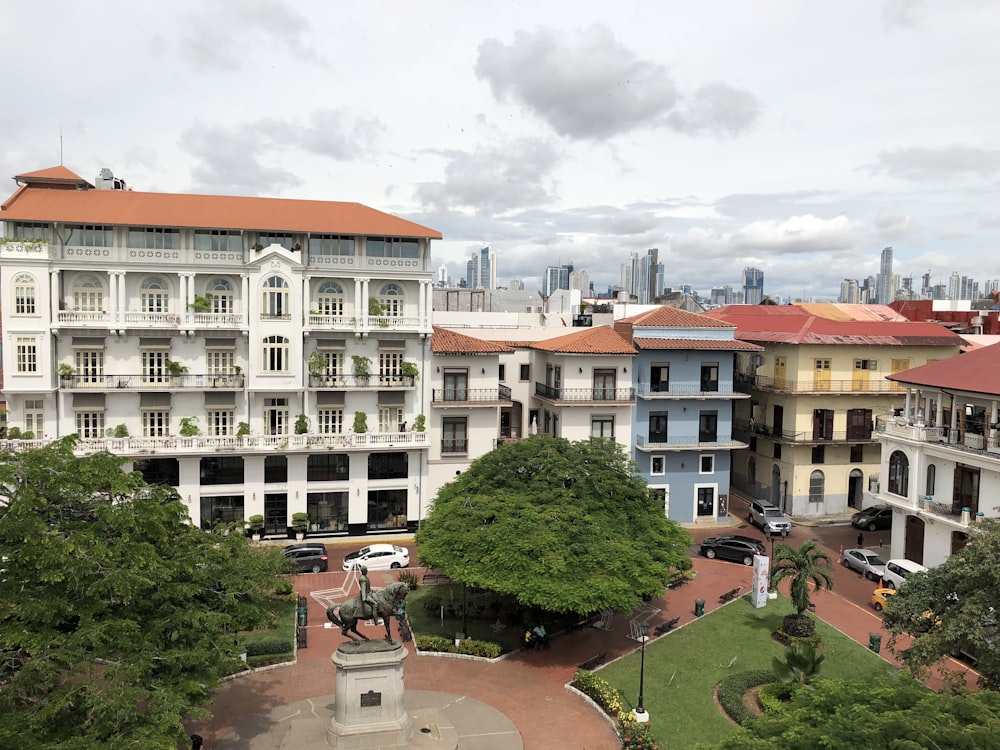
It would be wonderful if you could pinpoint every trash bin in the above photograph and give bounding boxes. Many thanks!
[455,632,466,647]
[297,606,308,627]
[695,599,705,617]
[869,632,882,653]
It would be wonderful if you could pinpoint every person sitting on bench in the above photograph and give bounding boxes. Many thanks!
[532,624,551,648]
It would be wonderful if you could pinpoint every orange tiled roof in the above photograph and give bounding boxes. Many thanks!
[633,337,763,352]
[528,326,635,355]
[618,306,734,328]
[14,166,91,186]
[2,166,442,239]
[431,327,515,354]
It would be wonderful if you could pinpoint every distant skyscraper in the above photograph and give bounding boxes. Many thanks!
[508,277,524,291]
[543,264,573,297]
[742,267,764,305]
[569,269,590,295]
[466,245,496,289]
[948,272,960,300]
[921,271,932,297]
[876,247,893,304]
[437,264,449,286]
[840,279,859,304]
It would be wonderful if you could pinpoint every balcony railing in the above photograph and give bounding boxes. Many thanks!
[635,434,746,450]
[747,374,900,393]
[309,374,415,389]
[61,373,245,390]
[875,416,1000,455]
[432,385,512,404]
[534,383,634,402]
[734,419,876,444]
[441,439,469,454]
[636,382,746,398]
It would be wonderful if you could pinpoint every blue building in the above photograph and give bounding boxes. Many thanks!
[614,308,763,524]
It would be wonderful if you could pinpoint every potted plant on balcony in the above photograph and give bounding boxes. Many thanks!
[292,512,309,540]
[188,294,212,312]
[294,413,309,434]
[400,361,419,381]
[166,359,188,378]
[413,414,426,432]
[308,351,329,383]
[179,416,200,437]
[57,362,75,382]
[248,514,265,542]
[351,355,371,384]
[353,411,368,434]
[236,421,250,438]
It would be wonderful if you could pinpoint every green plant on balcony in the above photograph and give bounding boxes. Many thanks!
[400,361,419,380]
[294,414,309,434]
[179,416,200,437]
[351,355,371,379]
[253,243,264,252]
[353,411,368,434]
[291,512,310,538]
[188,294,212,312]
[308,350,329,377]
[231,364,242,375]
[57,362,76,378]
[413,414,426,432]
[236,421,250,438]
[368,297,386,316]
[165,360,188,377]
[6,427,22,440]
[111,424,129,438]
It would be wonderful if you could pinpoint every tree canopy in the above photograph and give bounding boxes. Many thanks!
[415,435,692,614]
[771,540,834,615]
[882,518,1000,689]
[0,438,289,748]
[707,675,1000,749]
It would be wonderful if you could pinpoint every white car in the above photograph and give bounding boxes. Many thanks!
[343,543,410,572]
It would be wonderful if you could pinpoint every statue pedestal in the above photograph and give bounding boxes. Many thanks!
[327,640,412,748]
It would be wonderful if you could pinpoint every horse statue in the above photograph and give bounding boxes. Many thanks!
[326,581,410,642]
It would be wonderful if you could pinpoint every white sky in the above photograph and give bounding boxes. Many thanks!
[4,0,999,300]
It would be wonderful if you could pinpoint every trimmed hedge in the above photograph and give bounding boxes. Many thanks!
[414,634,501,659]
[757,681,799,714]
[716,669,775,726]
[571,670,658,749]
[245,638,293,657]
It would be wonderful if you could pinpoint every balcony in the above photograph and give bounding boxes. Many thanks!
[57,310,244,329]
[875,417,1000,456]
[636,382,749,400]
[883,494,981,529]
[746,374,900,394]
[734,419,877,444]
[534,383,634,403]
[432,385,512,405]
[309,374,415,389]
[635,434,747,452]
[60,373,245,390]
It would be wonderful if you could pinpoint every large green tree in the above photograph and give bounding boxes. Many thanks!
[0,438,289,748]
[706,676,1000,749]
[882,518,1000,689]
[415,435,692,614]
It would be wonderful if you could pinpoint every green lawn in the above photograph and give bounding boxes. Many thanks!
[240,596,297,648]
[404,583,527,652]
[594,595,897,749]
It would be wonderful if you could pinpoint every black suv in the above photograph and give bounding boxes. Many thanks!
[700,535,767,566]
[282,543,329,573]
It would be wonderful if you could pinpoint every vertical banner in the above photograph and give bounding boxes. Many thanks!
[752,554,770,609]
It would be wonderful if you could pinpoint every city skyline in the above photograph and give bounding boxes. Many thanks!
[5,2,998,302]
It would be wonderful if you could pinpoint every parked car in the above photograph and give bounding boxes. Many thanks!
[841,548,886,580]
[881,558,928,589]
[872,587,896,612]
[851,504,893,531]
[282,543,329,573]
[747,499,791,536]
[700,535,767,566]
[343,543,410,572]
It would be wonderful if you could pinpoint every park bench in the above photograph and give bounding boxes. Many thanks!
[654,617,680,636]
[667,574,690,590]
[577,652,607,671]
[296,626,307,649]
[421,572,453,585]
[719,587,742,603]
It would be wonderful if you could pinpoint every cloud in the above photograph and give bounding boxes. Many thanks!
[416,137,561,214]
[666,83,760,136]
[882,0,925,30]
[670,214,866,259]
[181,124,302,195]
[874,146,1000,181]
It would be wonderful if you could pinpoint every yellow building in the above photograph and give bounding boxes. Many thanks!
[704,305,961,517]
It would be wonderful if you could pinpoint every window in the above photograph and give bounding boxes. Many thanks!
[194,230,242,252]
[263,398,289,435]
[314,351,343,379]
[499,364,506,382]
[380,351,402,379]
[135,458,179,486]
[200,457,245,485]
[593,369,617,400]
[141,276,170,313]
[811,445,825,464]
[367,489,407,529]
[75,411,105,438]
[379,407,404,433]
[813,409,834,440]
[441,417,468,453]
[697,487,715,517]
[888,450,909,496]
[651,455,665,475]
[75,350,104,384]
[379,283,404,317]
[263,336,289,372]
[309,235,354,256]
[649,412,668,443]
[142,350,169,384]
[443,369,468,401]
[850,444,864,463]
[261,276,289,319]
[13,274,36,314]
[366,237,419,258]
[68,224,113,247]
[73,275,104,312]
[749,436,757,452]
[316,281,344,316]
[206,409,233,436]
[11,222,49,241]
[700,455,715,474]
[23,400,43,436]
[926,464,936,496]
[142,410,170,437]
[591,415,614,440]
[206,278,235,313]
[846,408,873,440]
[128,227,180,249]
[258,233,294,250]
[200,495,245,529]
[317,408,344,434]
[308,491,348,530]
[649,487,668,514]
[698,411,718,442]
[773,443,782,459]
[700,363,719,392]
[15,337,37,373]
[264,456,288,483]
[205,349,234,375]
[307,454,349,481]
[809,470,825,503]
[650,364,669,392]
[368,453,408,480]
[519,364,530,381]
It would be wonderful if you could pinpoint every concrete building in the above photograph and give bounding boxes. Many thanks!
[742,267,764,305]
[0,165,440,536]
[876,246,894,304]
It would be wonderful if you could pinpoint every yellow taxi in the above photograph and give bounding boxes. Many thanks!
[872,587,895,613]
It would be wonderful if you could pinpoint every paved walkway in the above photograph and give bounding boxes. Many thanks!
[189,530,980,748]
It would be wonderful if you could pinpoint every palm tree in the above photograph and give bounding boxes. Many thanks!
[771,539,834,637]
[772,640,825,685]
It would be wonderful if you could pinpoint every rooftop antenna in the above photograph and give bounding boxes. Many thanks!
[59,125,63,165]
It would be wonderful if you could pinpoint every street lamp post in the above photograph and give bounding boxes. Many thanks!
[633,621,650,724]
[765,531,776,594]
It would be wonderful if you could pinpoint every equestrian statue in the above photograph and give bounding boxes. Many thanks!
[326,580,410,643]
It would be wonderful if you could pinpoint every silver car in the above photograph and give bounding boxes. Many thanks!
[841,548,886,581]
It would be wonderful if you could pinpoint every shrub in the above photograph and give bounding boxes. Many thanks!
[757,681,800,714]
[773,628,823,650]
[414,634,501,658]
[717,669,776,726]
[398,570,419,590]
[421,592,443,613]
[245,638,293,657]
[272,579,294,597]
[571,671,659,749]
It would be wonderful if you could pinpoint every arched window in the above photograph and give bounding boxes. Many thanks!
[926,464,936,498]
[809,470,825,503]
[888,450,909,497]
[13,273,36,315]
[316,281,344,317]
[73,275,104,312]
[379,283,404,317]
[263,335,289,372]
[141,276,170,313]
[207,277,234,314]
[261,275,289,319]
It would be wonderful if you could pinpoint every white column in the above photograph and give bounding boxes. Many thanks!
[303,276,311,321]
[241,274,250,326]
[950,394,959,444]
[50,270,60,320]
[935,393,944,427]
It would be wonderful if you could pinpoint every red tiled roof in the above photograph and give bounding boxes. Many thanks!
[528,326,635,355]
[617,306,734,328]
[431,327,514,354]
[887,343,1000,396]
[15,165,91,186]
[633,337,763,352]
[704,305,960,346]
[2,167,442,239]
